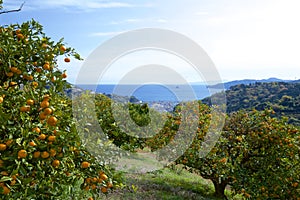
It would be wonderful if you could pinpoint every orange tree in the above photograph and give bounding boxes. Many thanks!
[0,20,116,199]
[174,107,299,199]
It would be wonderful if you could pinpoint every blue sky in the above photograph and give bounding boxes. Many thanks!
[1,0,300,84]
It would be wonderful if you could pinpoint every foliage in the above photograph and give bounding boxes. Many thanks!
[203,82,300,126]
[0,20,115,199]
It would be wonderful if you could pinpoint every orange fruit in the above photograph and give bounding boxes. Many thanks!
[15,29,21,34]
[107,182,113,188]
[48,135,56,142]
[5,140,13,146]
[33,151,41,158]
[60,45,66,52]
[6,72,13,77]
[39,112,47,120]
[10,81,18,87]
[32,81,38,87]
[43,107,52,115]
[10,67,18,73]
[29,141,36,147]
[43,94,50,100]
[26,99,34,105]
[47,116,58,126]
[81,161,90,169]
[52,159,60,168]
[43,63,51,70]
[40,100,49,108]
[64,57,70,63]
[101,186,108,193]
[88,197,94,200]
[18,149,27,159]
[17,33,24,39]
[2,186,10,195]
[25,75,33,81]
[0,144,7,151]
[49,149,56,157]
[1,171,8,176]
[20,105,30,112]
[32,127,41,133]
[0,97,3,104]
[61,73,67,78]
[36,67,42,73]
[0,160,4,167]
[38,134,46,140]
[16,69,22,75]
[41,151,50,159]
[100,173,108,181]
[42,43,48,48]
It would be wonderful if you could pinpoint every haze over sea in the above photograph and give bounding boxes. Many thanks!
[78,84,220,102]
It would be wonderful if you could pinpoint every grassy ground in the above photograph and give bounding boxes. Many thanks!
[103,165,243,200]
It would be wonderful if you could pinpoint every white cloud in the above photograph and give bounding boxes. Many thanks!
[90,31,126,37]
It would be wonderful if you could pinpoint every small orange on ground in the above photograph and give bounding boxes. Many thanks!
[26,99,34,105]
[47,116,58,126]
[33,151,41,158]
[64,57,71,62]
[41,151,50,159]
[52,159,60,168]
[18,150,27,159]
[29,141,36,147]
[81,161,90,169]
[0,144,7,151]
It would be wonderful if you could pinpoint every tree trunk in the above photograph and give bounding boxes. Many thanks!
[212,179,228,199]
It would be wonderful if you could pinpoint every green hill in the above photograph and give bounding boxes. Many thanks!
[202,81,300,126]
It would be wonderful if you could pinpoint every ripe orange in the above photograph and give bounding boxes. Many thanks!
[10,81,18,87]
[15,29,21,34]
[26,99,34,105]
[32,127,41,133]
[101,186,108,193]
[39,112,47,120]
[5,140,13,146]
[48,135,56,142]
[52,159,60,168]
[43,63,51,70]
[16,33,24,39]
[41,151,50,159]
[20,105,30,112]
[0,144,7,151]
[6,72,13,77]
[100,173,108,181]
[38,134,46,140]
[64,57,71,63]
[81,161,90,169]
[32,81,38,87]
[29,141,36,147]
[2,186,10,195]
[40,100,50,108]
[42,43,48,48]
[0,97,3,104]
[60,45,66,52]
[36,67,42,73]
[33,151,41,158]
[61,73,67,78]
[49,149,56,157]
[10,67,18,73]
[18,149,27,159]
[47,116,58,126]
[43,107,52,115]
[219,158,227,163]
[16,69,22,75]
[107,182,113,188]
[88,197,94,200]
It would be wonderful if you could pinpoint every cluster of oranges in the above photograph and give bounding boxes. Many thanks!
[82,171,113,194]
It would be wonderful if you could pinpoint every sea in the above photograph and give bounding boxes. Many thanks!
[77,84,220,103]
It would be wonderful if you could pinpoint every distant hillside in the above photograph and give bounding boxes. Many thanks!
[208,78,294,90]
[202,81,300,126]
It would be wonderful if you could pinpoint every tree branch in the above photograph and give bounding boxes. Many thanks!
[0,1,25,15]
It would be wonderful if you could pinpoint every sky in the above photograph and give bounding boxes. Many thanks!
[1,0,300,84]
